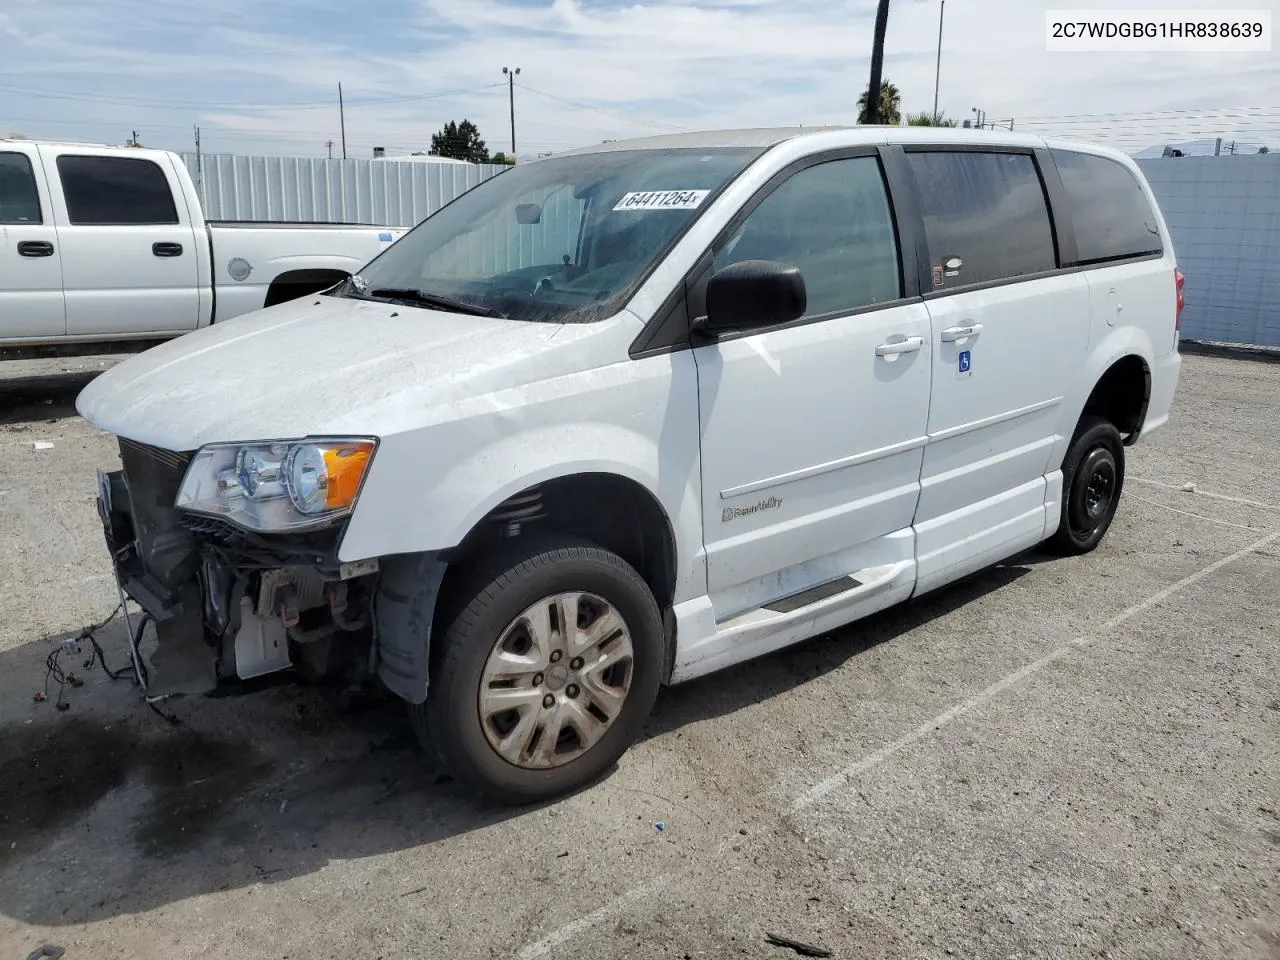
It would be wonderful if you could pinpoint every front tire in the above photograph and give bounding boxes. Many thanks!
[1047,415,1125,555]
[414,537,664,805]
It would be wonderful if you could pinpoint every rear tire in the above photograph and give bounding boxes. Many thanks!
[413,536,663,805]
[1047,415,1125,555]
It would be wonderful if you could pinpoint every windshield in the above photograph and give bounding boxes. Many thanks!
[338,147,764,324]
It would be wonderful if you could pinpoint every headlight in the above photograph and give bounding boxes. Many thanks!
[175,437,376,532]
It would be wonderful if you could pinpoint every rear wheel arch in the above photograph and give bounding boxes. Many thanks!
[1080,354,1151,444]
[262,268,350,308]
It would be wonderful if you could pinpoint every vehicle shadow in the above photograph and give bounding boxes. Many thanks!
[0,368,103,425]
[0,557,1037,927]
[641,560,1034,740]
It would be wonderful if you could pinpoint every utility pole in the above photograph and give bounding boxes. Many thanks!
[326,139,334,159]
[865,0,892,124]
[128,130,139,147]
[338,83,347,159]
[503,66,521,155]
[933,0,945,122]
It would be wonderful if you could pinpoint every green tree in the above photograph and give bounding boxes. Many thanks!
[430,119,490,163]
[490,151,517,165]
[857,81,902,126]
[906,111,959,127]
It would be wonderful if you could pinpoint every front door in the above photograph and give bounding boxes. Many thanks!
[904,148,1091,592]
[39,145,200,338]
[692,153,932,620]
[0,147,66,340]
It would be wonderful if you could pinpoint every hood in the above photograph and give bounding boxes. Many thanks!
[76,294,630,451]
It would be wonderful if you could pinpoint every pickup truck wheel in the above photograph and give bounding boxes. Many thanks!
[1047,415,1125,556]
[414,537,663,805]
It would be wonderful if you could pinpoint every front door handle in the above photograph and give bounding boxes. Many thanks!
[17,240,55,258]
[152,242,184,258]
[875,336,924,357]
[940,323,983,342]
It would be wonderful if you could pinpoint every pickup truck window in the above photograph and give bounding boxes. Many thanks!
[714,156,901,317]
[56,155,180,226]
[0,152,42,224]
[342,147,763,324]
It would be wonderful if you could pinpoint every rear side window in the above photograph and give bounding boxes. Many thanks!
[56,155,179,225]
[906,151,1057,288]
[1051,149,1163,265]
[0,152,42,224]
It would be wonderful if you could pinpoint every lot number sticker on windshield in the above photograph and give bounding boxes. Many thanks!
[614,190,710,212]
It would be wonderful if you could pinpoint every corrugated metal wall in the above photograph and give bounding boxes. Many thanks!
[1139,155,1280,347]
[178,153,509,228]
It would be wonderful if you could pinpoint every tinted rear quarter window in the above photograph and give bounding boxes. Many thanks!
[906,151,1057,288]
[0,152,42,224]
[1051,149,1163,264]
[57,155,180,225]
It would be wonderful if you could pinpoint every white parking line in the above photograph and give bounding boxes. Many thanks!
[1130,477,1280,513]
[513,528,1280,956]
[789,526,1280,812]
[516,875,670,959]
[1129,493,1265,531]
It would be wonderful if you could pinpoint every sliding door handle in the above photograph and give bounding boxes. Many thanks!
[875,336,924,357]
[940,323,983,342]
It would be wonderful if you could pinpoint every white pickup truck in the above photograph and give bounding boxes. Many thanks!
[0,139,406,355]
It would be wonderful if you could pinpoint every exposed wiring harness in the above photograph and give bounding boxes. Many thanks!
[42,603,178,725]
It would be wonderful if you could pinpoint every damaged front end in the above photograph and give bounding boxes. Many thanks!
[98,438,380,699]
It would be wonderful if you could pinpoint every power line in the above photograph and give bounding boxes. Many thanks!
[515,82,687,133]
[0,81,506,113]
[1005,106,1280,123]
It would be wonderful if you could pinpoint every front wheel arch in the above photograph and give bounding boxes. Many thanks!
[412,534,665,804]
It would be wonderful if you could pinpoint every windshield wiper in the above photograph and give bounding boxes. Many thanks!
[365,287,507,319]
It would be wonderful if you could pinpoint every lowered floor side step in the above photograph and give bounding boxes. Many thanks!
[762,575,865,614]
[671,560,917,683]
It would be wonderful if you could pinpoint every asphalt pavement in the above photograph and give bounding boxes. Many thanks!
[0,351,1276,960]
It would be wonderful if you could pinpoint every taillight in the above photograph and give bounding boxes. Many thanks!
[1174,267,1185,332]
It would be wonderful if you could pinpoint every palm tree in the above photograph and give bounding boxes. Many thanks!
[864,0,892,124]
[858,81,902,126]
[906,111,959,127]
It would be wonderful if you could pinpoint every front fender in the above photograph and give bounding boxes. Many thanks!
[338,352,707,603]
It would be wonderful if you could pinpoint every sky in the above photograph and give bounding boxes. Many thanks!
[2,0,1278,160]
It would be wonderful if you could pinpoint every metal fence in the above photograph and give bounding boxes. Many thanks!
[178,153,509,229]
[1139,155,1280,347]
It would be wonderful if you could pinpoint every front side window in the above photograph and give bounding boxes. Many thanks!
[714,156,902,317]
[0,152,42,224]
[907,151,1057,288]
[56,155,180,225]
[344,146,763,324]
[1051,149,1163,265]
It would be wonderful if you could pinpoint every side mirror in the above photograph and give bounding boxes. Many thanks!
[698,260,806,336]
[515,202,542,225]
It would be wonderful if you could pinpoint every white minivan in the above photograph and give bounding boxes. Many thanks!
[77,127,1183,803]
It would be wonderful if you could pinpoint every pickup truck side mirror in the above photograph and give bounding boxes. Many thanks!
[697,260,807,337]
